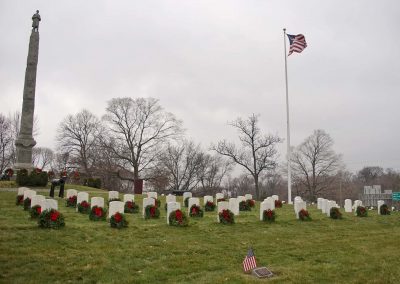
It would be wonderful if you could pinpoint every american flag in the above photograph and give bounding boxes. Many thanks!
[287,33,307,56]
[243,248,257,272]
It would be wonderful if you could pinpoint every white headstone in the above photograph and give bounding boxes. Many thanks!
[23,189,36,200]
[42,199,58,211]
[18,187,29,196]
[215,193,224,202]
[108,191,119,200]
[188,197,200,214]
[203,195,213,205]
[326,201,337,217]
[147,191,158,200]
[108,201,124,218]
[294,196,303,204]
[66,189,78,199]
[271,195,279,201]
[344,199,352,213]
[353,200,363,210]
[167,202,181,224]
[183,192,192,202]
[31,195,45,207]
[217,201,229,222]
[123,194,135,203]
[321,199,327,214]
[295,200,307,219]
[142,197,156,217]
[229,198,239,216]
[91,197,105,209]
[77,192,89,204]
[166,194,176,204]
[377,200,385,215]
[244,194,253,201]
[317,198,323,210]
[260,199,275,221]
[237,196,246,204]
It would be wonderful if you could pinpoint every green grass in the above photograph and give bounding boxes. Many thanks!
[0,190,399,284]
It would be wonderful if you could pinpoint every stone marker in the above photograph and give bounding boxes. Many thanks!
[108,201,124,218]
[91,197,105,209]
[353,200,362,210]
[108,191,119,200]
[76,192,89,212]
[265,197,275,210]
[66,189,78,199]
[18,187,29,196]
[23,189,36,201]
[377,200,385,215]
[203,195,213,205]
[31,195,45,207]
[326,201,337,217]
[188,197,200,214]
[229,198,239,216]
[245,194,253,201]
[123,194,135,203]
[215,193,224,202]
[167,202,181,224]
[271,195,279,201]
[321,199,327,214]
[166,194,176,204]
[260,199,275,221]
[42,199,58,211]
[142,197,156,217]
[344,199,352,213]
[295,200,306,219]
[147,191,157,200]
[183,192,192,202]
[317,198,323,210]
[237,196,246,204]
[217,201,229,222]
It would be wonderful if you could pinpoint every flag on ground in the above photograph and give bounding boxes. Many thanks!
[243,248,257,272]
[287,33,307,56]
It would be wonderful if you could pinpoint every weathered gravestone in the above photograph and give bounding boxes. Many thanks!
[203,195,213,205]
[295,200,306,219]
[188,197,200,214]
[260,199,274,221]
[76,192,89,212]
[229,198,239,216]
[123,194,135,203]
[217,201,229,222]
[23,189,36,201]
[108,201,124,218]
[42,199,58,211]
[142,197,156,217]
[344,199,352,213]
[31,195,45,207]
[91,197,105,209]
[66,189,78,199]
[377,200,385,215]
[108,191,119,200]
[271,195,279,202]
[167,202,181,224]
[183,192,192,203]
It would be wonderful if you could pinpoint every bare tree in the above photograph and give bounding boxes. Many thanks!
[32,147,54,170]
[51,151,71,175]
[212,114,281,200]
[197,154,232,192]
[291,129,342,201]
[57,109,102,177]
[158,140,204,192]
[102,97,182,182]
[357,166,384,185]
[0,114,13,173]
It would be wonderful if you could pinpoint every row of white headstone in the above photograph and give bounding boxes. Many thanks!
[316,198,340,216]
[18,187,58,212]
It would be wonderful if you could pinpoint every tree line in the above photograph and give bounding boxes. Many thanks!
[1,97,399,201]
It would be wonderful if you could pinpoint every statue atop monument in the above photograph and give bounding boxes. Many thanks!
[32,10,41,32]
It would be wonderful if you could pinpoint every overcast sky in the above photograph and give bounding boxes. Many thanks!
[1,1,400,174]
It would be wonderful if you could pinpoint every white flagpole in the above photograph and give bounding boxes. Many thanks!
[283,28,292,204]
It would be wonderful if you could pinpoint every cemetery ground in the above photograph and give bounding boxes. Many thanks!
[0,187,399,283]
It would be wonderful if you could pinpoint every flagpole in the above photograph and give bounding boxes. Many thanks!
[283,28,292,204]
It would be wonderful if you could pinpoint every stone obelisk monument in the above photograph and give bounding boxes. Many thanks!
[15,11,41,170]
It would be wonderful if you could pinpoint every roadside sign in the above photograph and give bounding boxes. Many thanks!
[392,192,400,201]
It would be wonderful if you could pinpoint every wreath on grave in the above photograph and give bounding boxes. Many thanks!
[330,207,342,219]
[30,205,42,219]
[145,205,160,219]
[380,204,391,215]
[299,209,311,221]
[110,212,128,229]
[247,199,255,208]
[275,200,283,208]
[217,198,226,203]
[16,195,24,206]
[124,201,139,214]
[219,209,235,224]
[152,197,161,208]
[89,206,107,221]
[169,209,189,227]
[38,209,65,229]
[356,206,368,217]
[184,197,190,207]
[205,201,216,211]
[108,198,121,205]
[23,197,31,211]
[77,200,91,214]
[239,200,251,211]
[66,195,77,207]
[189,204,204,217]
[262,209,276,222]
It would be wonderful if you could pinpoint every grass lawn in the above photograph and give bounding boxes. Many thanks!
[0,189,399,283]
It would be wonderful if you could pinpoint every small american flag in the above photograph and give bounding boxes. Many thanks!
[287,33,307,56]
[243,248,257,272]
